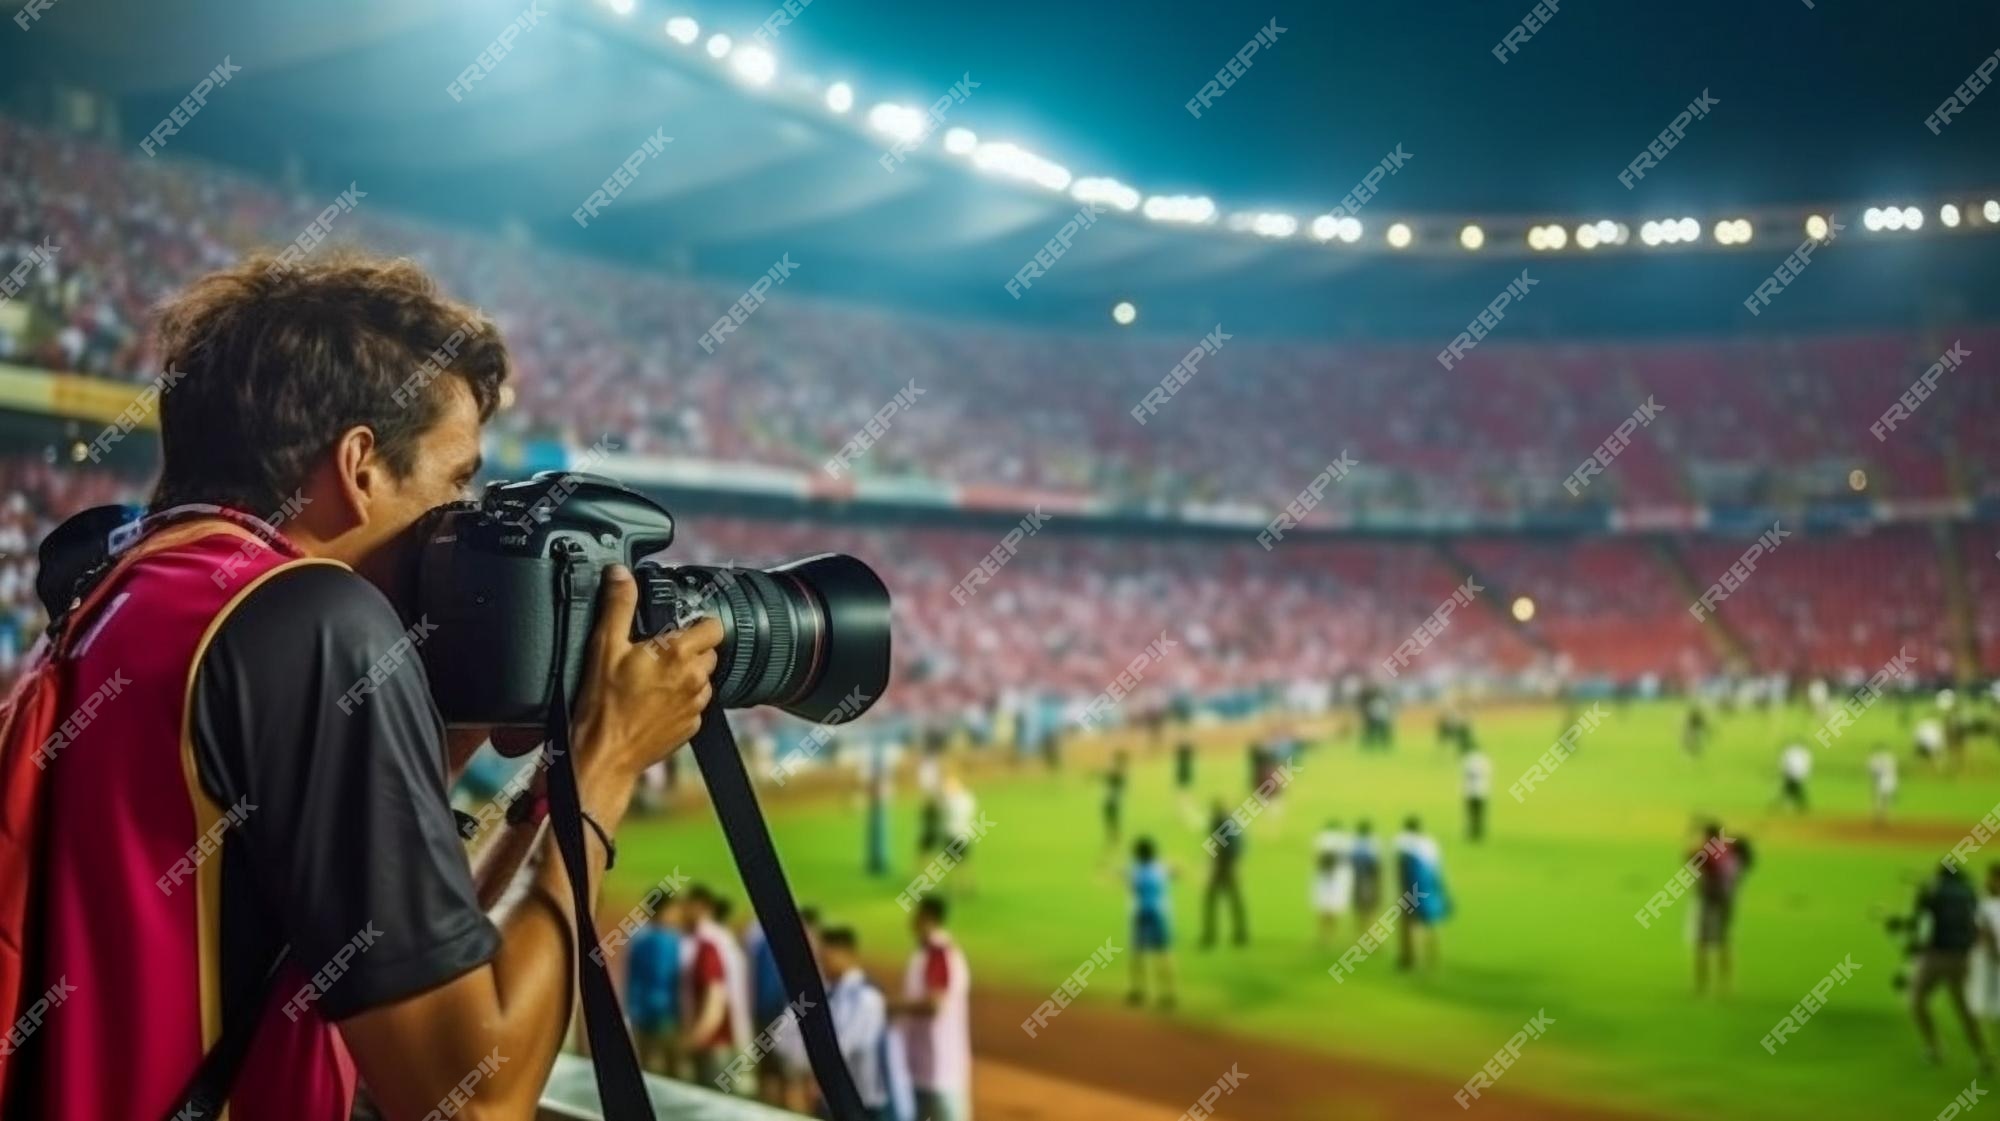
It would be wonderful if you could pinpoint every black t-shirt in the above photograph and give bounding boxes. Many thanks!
[190,564,499,1020]
[1916,878,1980,953]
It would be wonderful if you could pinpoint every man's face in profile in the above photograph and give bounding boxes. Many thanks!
[349,377,485,608]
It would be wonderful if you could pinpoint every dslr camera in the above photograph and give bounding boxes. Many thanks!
[413,473,891,738]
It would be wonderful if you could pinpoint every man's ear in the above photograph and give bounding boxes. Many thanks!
[331,424,381,521]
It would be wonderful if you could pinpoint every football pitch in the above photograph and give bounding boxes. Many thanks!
[610,700,2000,1121]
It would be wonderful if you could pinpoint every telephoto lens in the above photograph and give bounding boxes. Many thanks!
[635,556,892,723]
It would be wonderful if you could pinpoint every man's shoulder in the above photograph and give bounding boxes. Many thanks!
[216,561,414,655]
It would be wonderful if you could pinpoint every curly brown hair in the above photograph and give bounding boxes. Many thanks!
[150,252,509,514]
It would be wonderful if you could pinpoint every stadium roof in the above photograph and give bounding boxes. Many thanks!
[8,0,2000,335]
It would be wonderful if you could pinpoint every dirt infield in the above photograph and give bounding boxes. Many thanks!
[962,979,1662,1121]
[1785,814,1978,849]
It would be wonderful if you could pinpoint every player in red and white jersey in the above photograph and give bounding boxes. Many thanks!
[892,897,972,1121]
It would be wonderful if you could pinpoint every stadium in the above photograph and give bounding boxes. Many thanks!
[1,1,1999,1119]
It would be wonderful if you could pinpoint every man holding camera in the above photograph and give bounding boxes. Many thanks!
[1908,862,1994,1070]
[7,256,724,1120]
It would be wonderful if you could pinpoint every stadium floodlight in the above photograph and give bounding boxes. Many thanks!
[943,127,977,155]
[971,141,1070,191]
[1942,203,1962,228]
[1335,216,1362,243]
[1806,213,1829,240]
[1575,223,1600,250]
[1231,211,1297,238]
[1112,301,1138,326]
[1071,177,1141,212]
[1310,214,1338,241]
[705,33,732,58]
[866,103,927,142]
[605,0,636,15]
[825,81,854,113]
[1902,206,1923,229]
[730,44,777,85]
[1676,217,1699,242]
[1883,206,1906,231]
[1640,220,1663,246]
[1862,207,1882,231]
[1987,199,2000,223]
[1386,222,1413,248]
[1459,223,1485,250]
[1713,218,1751,245]
[1511,596,1535,623]
[664,16,700,44]
[1527,223,1565,250]
[1143,195,1217,224]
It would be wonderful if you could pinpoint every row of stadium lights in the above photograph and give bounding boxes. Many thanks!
[609,1,2000,253]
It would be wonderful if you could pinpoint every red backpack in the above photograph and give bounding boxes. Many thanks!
[0,520,235,1108]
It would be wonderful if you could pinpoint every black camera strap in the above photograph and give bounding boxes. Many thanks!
[545,555,658,1121]
[545,554,864,1121]
[685,705,868,1121]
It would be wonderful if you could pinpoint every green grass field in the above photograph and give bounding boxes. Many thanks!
[609,701,2000,1121]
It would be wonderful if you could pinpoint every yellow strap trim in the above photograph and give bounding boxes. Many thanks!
[176,555,350,1119]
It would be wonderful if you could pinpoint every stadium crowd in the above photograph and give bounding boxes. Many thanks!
[5,115,2000,519]
[0,453,1983,740]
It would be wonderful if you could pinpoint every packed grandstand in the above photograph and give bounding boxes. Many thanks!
[1,112,1995,732]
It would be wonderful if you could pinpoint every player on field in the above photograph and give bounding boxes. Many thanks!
[1201,799,1250,948]
[679,886,745,1091]
[1683,701,1710,756]
[1917,714,1947,771]
[1312,822,1354,947]
[1908,862,1994,1070]
[1691,822,1750,996]
[1350,819,1382,915]
[1869,746,1899,825]
[1103,750,1130,849]
[627,895,685,1078]
[1126,836,1179,1009]
[1773,742,1811,812]
[1462,746,1492,842]
[892,898,973,1121]
[1394,817,1450,971]
[1174,739,1197,821]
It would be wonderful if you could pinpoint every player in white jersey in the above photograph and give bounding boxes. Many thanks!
[1868,747,1898,825]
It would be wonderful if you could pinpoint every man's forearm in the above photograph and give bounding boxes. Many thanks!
[468,760,638,1114]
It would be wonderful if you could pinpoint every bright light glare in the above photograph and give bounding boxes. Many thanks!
[1112,301,1138,326]
[1335,216,1362,243]
[1902,206,1923,229]
[664,16,699,43]
[824,81,854,113]
[730,44,776,85]
[605,0,635,15]
[705,33,732,58]
[1460,224,1485,250]
[970,141,1070,191]
[1942,203,1962,228]
[1072,177,1141,212]
[1806,214,1829,240]
[1511,596,1536,623]
[1386,222,1413,248]
[1311,215,1338,241]
[1143,195,1217,224]
[1986,200,2000,223]
[943,127,977,155]
[866,103,926,142]
[1575,223,1600,250]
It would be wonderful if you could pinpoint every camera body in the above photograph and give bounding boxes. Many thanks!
[415,473,890,739]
